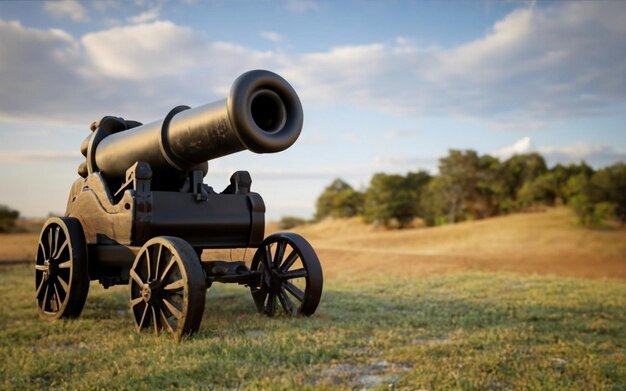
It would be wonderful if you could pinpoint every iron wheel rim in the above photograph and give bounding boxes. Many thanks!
[129,236,206,339]
[250,232,323,317]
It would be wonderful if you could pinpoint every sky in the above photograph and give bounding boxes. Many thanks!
[0,0,625,220]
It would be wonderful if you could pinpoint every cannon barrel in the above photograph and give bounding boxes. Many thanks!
[90,70,303,179]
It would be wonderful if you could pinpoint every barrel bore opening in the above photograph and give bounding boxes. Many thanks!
[249,90,287,133]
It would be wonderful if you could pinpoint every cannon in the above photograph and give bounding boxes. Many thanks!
[34,70,323,339]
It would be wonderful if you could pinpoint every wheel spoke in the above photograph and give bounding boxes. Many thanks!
[56,275,69,294]
[39,241,47,261]
[266,292,276,315]
[284,281,305,302]
[130,296,144,307]
[160,258,176,282]
[53,281,63,309]
[263,245,273,270]
[145,251,152,281]
[155,244,163,280]
[54,228,61,260]
[160,308,175,334]
[47,227,53,259]
[36,278,46,299]
[280,268,307,280]
[274,241,286,268]
[280,250,299,272]
[130,268,144,286]
[151,306,159,335]
[58,260,71,269]
[164,279,184,291]
[138,303,149,329]
[42,283,50,311]
[278,287,297,315]
[35,264,48,271]
[53,239,68,260]
[163,298,183,320]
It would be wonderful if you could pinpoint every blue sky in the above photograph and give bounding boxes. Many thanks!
[1,0,625,220]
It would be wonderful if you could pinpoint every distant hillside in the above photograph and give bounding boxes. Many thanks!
[3,209,624,280]
[288,208,626,280]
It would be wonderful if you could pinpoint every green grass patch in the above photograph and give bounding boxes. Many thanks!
[1,265,624,390]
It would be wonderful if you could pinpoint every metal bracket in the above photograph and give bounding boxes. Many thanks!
[192,170,209,201]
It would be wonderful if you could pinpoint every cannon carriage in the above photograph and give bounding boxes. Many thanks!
[34,70,323,339]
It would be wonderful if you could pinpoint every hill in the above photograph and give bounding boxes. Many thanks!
[289,208,626,280]
[3,208,624,279]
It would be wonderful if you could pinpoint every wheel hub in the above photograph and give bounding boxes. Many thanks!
[141,280,162,305]
[44,259,56,278]
[269,268,283,292]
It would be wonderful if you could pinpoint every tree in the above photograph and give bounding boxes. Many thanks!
[363,173,424,228]
[432,150,505,222]
[314,179,364,220]
[566,162,626,226]
[278,216,308,229]
[420,176,449,226]
[0,204,20,232]
[551,162,594,204]
[517,173,558,209]
[502,153,548,209]
[588,162,626,224]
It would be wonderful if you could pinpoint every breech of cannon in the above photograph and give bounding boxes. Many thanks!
[84,70,303,179]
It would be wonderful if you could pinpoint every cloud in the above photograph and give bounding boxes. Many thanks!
[493,136,533,159]
[493,137,626,167]
[43,0,90,22]
[82,21,198,79]
[284,2,626,118]
[261,31,285,43]
[1,1,625,127]
[537,143,626,166]
[127,7,161,24]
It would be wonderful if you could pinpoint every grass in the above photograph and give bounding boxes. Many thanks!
[1,265,624,390]
[1,208,625,389]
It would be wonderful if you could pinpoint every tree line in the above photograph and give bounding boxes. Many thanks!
[312,150,626,228]
[0,204,20,232]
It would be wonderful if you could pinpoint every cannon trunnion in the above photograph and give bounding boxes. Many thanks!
[34,70,323,339]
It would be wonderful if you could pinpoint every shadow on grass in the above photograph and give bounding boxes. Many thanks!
[1,266,625,389]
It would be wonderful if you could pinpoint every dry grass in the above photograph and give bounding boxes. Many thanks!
[0,232,39,262]
[291,208,626,280]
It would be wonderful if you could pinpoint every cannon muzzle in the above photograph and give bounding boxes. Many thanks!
[87,70,303,179]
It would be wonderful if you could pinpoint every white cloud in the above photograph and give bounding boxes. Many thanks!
[261,31,285,43]
[493,136,533,159]
[1,1,626,126]
[43,0,90,22]
[537,143,616,161]
[127,7,161,24]
[493,137,626,167]
[82,21,198,79]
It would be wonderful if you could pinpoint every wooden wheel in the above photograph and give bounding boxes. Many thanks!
[250,233,323,317]
[35,217,89,320]
[129,236,206,339]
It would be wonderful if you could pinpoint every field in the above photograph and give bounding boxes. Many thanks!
[1,208,625,389]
